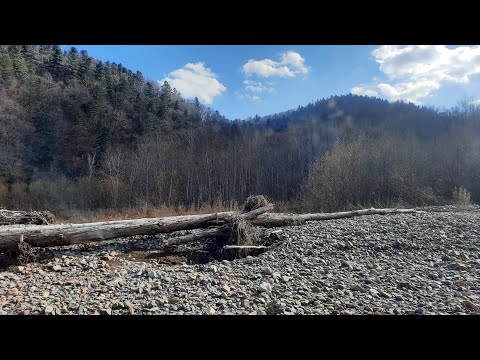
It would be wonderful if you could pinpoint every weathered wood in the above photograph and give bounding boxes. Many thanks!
[163,204,274,247]
[163,225,230,247]
[0,209,55,226]
[0,212,229,252]
[0,204,417,252]
[251,207,419,227]
[0,204,274,252]
[223,245,267,249]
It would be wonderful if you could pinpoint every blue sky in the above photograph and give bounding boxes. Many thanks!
[62,45,480,119]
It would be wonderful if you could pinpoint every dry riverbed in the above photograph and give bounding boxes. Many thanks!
[1,206,480,315]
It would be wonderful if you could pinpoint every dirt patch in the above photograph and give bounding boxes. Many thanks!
[120,251,188,265]
[121,235,279,265]
[105,259,123,267]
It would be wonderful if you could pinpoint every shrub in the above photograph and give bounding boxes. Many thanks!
[452,186,472,205]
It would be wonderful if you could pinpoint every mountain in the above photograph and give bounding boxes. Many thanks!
[250,93,455,139]
[0,45,228,181]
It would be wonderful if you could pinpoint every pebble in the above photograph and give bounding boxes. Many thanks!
[257,282,272,293]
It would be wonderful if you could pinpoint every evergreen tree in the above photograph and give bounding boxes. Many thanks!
[0,45,14,83]
[66,46,80,81]
[10,45,29,79]
[79,50,93,82]
[22,45,40,74]
[49,45,64,80]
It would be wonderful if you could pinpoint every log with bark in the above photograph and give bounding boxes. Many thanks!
[0,209,55,226]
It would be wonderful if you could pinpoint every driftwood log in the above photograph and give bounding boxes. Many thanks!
[0,204,273,252]
[251,207,419,227]
[0,209,55,226]
[0,203,419,253]
[164,204,273,247]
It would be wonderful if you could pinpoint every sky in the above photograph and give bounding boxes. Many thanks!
[62,45,480,119]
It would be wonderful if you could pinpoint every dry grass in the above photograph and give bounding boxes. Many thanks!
[56,203,238,224]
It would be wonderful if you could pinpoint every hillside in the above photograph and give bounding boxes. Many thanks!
[0,45,479,216]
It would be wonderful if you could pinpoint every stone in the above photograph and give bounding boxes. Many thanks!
[414,308,424,315]
[462,300,480,311]
[257,282,272,293]
[369,288,379,296]
[245,256,254,265]
[147,270,157,279]
[11,266,25,273]
[7,288,20,296]
[397,281,413,289]
[52,265,62,271]
[262,267,273,275]
[350,284,364,292]
[132,286,144,294]
[266,301,286,315]
[207,307,216,315]
[452,262,468,271]
[378,290,392,298]
[169,297,181,304]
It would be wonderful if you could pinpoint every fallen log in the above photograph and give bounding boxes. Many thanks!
[163,204,274,247]
[163,225,230,247]
[223,245,267,250]
[0,204,273,252]
[0,209,55,226]
[251,207,419,227]
[0,204,415,253]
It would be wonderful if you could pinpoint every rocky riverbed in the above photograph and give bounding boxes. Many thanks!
[1,206,480,315]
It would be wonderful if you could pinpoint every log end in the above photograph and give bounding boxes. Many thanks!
[242,195,270,213]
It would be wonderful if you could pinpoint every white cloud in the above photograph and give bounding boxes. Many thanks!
[243,51,310,78]
[472,99,480,105]
[377,80,441,104]
[280,51,310,75]
[351,86,378,97]
[160,62,226,104]
[243,80,273,93]
[246,94,261,102]
[354,45,480,104]
[237,93,261,102]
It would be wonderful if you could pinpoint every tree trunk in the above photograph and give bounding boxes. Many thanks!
[0,205,416,252]
[0,209,55,226]
[163,225,230,247]
[163,203,274,247]
[0,204,273,252]
[251,207,419,227]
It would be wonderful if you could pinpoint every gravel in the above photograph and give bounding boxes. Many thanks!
[1,206,480,315]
